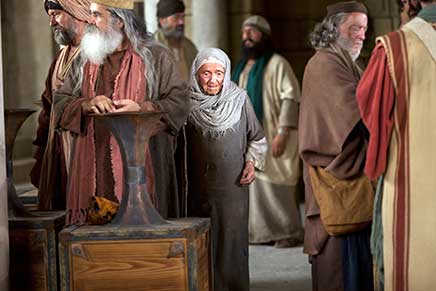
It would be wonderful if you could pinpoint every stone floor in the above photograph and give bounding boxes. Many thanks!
[249,245,311,291]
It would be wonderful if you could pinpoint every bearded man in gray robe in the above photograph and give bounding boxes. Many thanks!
[186,48,267,291]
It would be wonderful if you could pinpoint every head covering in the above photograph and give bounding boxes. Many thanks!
[326,1,368,17]
[157,0,185,18]
[91,0,134,9]
[44,0,93,23]
[198,56,226,70]
[189,48,247,138]
[242,15,271,35]
[417,4,436,22]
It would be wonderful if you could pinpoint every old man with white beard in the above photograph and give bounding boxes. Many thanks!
[54,0,189,225]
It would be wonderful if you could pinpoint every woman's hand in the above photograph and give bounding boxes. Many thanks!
[240,161,256,185]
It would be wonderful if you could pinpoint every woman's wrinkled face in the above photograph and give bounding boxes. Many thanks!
[197,63,225,95]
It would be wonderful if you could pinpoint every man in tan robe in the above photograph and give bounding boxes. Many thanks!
[357,4,436,290]
[153,0,197,81]
[32,0,92,210]
[299,2,373,290]
[232,15,303,248]
[55,0,189,224]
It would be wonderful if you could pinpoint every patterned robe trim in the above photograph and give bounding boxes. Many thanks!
[377,29,411,291]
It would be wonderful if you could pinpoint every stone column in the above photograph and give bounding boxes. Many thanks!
[1,0,53,187]
[144,0,159,34]
[0,6,10,291]
[192,0,228,51]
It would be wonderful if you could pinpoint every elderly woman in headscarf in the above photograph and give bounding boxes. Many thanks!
[186,48,267,291]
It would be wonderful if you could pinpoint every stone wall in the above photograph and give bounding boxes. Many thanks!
[0,5,10,290]
[1,0,53,185]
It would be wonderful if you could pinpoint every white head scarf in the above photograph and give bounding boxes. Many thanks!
[189,48,247,138]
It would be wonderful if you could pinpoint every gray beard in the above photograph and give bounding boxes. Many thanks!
[162,25,184,40]
[53,26,75,46]
[336,36,362,61]
[81,24,123,65]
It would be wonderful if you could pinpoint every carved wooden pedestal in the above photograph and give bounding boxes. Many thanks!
[58,112,211,291]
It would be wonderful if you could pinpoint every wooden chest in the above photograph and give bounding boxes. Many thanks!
[59,218,210,291]
[9,211,66,291]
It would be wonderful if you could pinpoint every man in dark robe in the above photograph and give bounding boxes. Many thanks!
[55,0,189,224]
[153,0,197,215]
[32,0,92,210]
[298,1,374,290]
[186,48,267,291]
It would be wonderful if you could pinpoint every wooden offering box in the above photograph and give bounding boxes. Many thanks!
[9,211,66,291]
[59,218,210,291]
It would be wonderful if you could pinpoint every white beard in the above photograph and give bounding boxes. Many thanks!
[81,24,123,65]
[336,36,362,61]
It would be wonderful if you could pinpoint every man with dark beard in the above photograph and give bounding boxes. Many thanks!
[232,15,303,249]
[153,0,197,81]
[298,2,374,290]
[54,0,189,225]
[33,0,92,211]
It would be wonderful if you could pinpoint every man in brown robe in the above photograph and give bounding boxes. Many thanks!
[153,0,197,81]
[55,0,189,224]
[298,1,374,290]
[32,0,92,210]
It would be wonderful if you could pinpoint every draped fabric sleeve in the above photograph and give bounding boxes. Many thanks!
[56,63,91,135]
[33,58,57,149]
[151,46,190,135]
[275,55,301,129]
[244,97,267,170]
[279,99,299,129]
[30,56,58,187]
[356,43,395,180]
[298,50,363,171]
